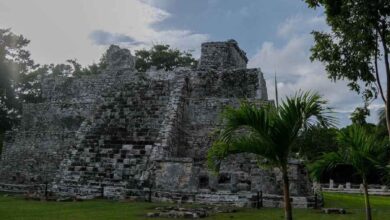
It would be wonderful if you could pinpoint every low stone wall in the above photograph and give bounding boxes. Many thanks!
[319,180,390,196]
[148,190,316,208]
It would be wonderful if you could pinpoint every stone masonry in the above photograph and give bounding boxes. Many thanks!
[0,40,315,208]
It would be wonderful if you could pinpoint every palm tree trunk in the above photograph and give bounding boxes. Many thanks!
[362,179,372,220]
[282,166,293,220]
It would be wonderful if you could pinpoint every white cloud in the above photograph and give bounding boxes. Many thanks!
[143,30,208,57]
[249,15,380,126]
[0,0,208,65]
[277,15,328,38]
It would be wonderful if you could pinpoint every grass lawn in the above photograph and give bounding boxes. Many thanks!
[0,192,389,220]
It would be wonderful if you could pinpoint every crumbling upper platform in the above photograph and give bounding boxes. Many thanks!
[198,39,248,70]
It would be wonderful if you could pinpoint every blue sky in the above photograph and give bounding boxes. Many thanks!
[148,0,320,57]
[0,0,384,127]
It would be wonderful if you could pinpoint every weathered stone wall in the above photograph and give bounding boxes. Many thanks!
[52,78,179,198]
[1,130,76,184]
[0,40,315,208]
[41,71,136,103]
[0,46,137,186]
[154,158,197,193]
[256,68,268,100]
[21,103,93,132]
[198,40,248,70]
[41,45,136,103]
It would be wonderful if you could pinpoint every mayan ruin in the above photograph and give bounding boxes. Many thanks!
[0,40,315,208]
[3,1,390,219]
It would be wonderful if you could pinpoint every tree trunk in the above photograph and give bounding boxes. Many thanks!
[374,30,386,103]
[379,25,390,137]
[282,166,293,220]
[384,51,390,137]
[362,179,372,220]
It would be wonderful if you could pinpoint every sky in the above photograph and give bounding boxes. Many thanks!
[0,0,384,127]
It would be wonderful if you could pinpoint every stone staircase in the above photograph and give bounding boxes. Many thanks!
[53,79,173,198]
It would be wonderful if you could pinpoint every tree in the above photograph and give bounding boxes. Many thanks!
[0,28,36,133]
[0,28,105,148]
[350,105,370,125]
[17,66,48,104]
[0,28,37,154]
[50,58,106,77]
[372,107,390,140]
[135,44,197,72]
[207,91,334,220]
[309,125,389,220]
[0,29,109,154]
[305,0,390,136]
[295,125,339,162]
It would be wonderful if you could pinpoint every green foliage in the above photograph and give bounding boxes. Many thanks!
[0,28,36,133]
[135,44,197,72]
[305,0,390,107]
[208,91,334,172]
[52,58,107,77]
[0,28,110,137]
[207,91,334,219]
[309,125,390,220]
[295,125,339,162]
[374,107,390,140]
[350,106,370,125]
[17,66,49,104]
[70,52,108,76]
[309,125,390,182]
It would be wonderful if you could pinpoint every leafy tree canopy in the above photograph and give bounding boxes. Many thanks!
[135,44,197,72]
[295,125,339,162]
[309,125,390,220]
[304,0,390,135]
[0,28,109,134]
[350,105,370,125]
[0,28,36,132]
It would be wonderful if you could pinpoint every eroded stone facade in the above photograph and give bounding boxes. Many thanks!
[0,40,315,208]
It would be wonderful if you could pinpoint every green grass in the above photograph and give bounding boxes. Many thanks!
[0,192,389,220]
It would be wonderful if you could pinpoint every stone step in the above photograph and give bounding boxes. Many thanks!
[56,78,172,193]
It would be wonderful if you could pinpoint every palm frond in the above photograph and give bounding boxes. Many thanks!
[218,102,276,143]
[208,91,335,173]
[275,91,336,160]
[332,125,390,179]
[308,152,344,181]
[280,90,336,129]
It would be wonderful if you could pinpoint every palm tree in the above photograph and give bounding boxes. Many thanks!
[309,125,389,220]
[207,91,334,220]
